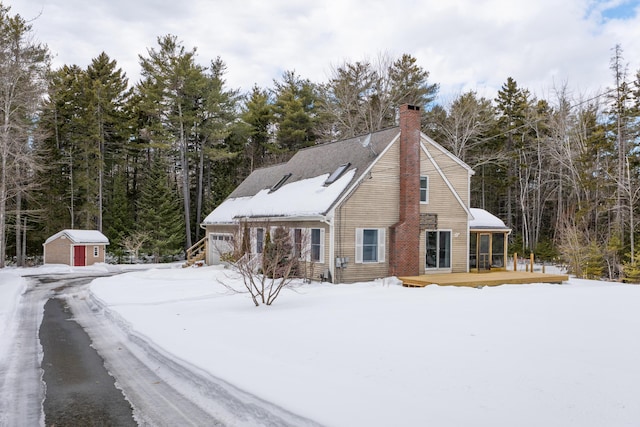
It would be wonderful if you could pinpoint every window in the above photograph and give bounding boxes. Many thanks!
[420,176,428,203]
[426,230,451,269]
[311,229,322,262]
[270,173,292,192]
[211,234,233,242]
[256,228,264,254]
[355,228,386,263]
[325,163,351,185]
[363,230,378,262]
[93,246,99,257]
[291,228,324,262]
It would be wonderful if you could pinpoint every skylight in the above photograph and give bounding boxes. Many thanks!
[270,173,292,192]
[325,163,351,185]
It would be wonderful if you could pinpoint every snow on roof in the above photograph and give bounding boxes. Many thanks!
[45,229,110,244]
[469,208,509,230]
[203,169,356,223]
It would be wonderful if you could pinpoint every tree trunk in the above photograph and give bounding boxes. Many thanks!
[15,188,22,266]
[195,139,205,241]
[0,149,6,268]
[178,104,192,248]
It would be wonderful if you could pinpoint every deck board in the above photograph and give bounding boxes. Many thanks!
[399,271,569,288]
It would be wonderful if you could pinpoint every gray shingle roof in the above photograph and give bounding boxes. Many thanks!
[229,127,400,201]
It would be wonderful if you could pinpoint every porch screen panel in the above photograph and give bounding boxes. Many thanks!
[469,232,477,269]
[492,233,505,267]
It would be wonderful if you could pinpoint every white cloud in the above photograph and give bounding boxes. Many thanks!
[9,0,640,102]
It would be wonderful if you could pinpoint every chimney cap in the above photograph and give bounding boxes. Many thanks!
[401,104,421,111]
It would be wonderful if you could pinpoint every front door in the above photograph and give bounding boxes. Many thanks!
[478,234,491,271]
[74,245,86,266]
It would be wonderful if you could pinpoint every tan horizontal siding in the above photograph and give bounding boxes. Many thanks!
[44,237,71,264]
[206,221,330,279]
[85,245,106,266]
[334,141,399,283]
[420,140,470,274]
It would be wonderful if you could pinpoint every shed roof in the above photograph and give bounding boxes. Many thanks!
[45,229,110,245]
[469,208,510,230]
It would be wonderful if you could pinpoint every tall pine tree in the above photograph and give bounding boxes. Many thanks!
[137,154,184,261]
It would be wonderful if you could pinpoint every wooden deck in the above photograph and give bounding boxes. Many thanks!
[399,271,569,288]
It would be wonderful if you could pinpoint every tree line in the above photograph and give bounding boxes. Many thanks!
[1,4,639,280]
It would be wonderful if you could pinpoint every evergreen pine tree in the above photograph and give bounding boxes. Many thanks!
[103,170,132,259]
[272,70,318,151]
[242,85,276,171]
[137,155,185,261]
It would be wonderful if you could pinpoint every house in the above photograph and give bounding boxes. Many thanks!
[43,230,109,266]
[201,104,477,283]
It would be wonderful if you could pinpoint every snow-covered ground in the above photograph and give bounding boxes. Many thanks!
[2,264,639,426]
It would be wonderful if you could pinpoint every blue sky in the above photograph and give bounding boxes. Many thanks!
[8,0,640,104]
[594,0,639,20]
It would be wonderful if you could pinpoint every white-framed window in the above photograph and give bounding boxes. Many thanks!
[426,230,451,269]
[255,228,265,254]
[355,228,386,263]
[420,176,429,203]
[310,228,324,262]
[93,246,99,257]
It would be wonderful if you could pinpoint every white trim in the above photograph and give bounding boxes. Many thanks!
[356,228,363,263]
[327,218,335,280]
[378,228,386,263]
[355,228,385,264]
[328,132,401,219]
[319,228,326,263]
[45,229,109,245]
[420,133,474,174]
[308,228,325,263]
[420,175,429,204]
[425,229,452,271]
[421,140,471,217]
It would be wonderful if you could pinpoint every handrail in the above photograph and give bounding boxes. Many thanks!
[185,236,208,266]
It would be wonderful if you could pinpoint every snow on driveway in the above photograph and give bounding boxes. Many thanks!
[83,266,640,427]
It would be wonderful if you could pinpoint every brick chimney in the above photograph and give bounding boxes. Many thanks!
[389,104,421,277]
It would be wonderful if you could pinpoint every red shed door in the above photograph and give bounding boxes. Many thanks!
[74,245,86,266]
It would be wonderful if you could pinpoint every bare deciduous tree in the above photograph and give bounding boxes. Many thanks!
[122,231,150,263]
[0,5,50,267]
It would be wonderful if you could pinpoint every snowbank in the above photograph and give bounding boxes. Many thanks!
[0,272,27,364]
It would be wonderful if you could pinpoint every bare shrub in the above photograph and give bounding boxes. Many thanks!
[227,223,314,306]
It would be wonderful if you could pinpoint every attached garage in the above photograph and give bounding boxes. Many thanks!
[43,230,109,266]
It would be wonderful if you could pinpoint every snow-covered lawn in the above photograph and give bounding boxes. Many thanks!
[2,264,640,426]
